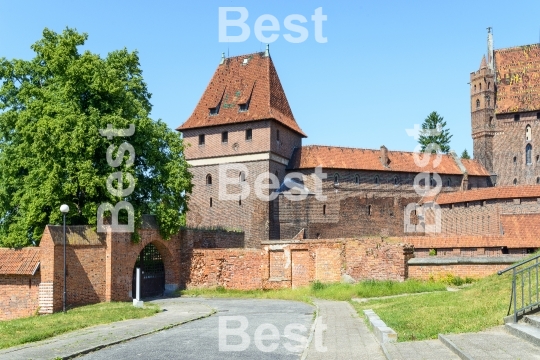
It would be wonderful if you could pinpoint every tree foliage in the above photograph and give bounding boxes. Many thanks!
[0,28,192,247]
[418,111,453,154]
[461,149,471,159]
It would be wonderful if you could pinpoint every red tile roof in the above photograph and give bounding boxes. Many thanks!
[177,52,306,137]
[434,185,540,205]
[0,248,40,275]
[289,145,489,176]
[494,44,540,114]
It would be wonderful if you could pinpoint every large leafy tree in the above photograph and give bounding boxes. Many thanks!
[418,111,453,154]
[0,28,192,247]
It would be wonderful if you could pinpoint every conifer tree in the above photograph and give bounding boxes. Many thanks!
[418,111,453,154]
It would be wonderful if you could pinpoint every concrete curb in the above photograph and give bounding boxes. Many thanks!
[300,301,319,360]
[363,309,397,344]
[58,305,216,360]
[438,334,475,360]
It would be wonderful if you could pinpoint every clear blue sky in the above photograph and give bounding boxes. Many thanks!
[2,0,540,155]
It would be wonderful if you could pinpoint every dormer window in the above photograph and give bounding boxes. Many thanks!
[239,103,248,112]
[209,106,219,116]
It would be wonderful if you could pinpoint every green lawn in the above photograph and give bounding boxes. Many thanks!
[352,271,515,341]
[0,302,160,349]
[179,278,447,303]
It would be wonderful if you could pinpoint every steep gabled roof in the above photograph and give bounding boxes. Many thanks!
[289,145,489,176]
[177,52,306,137]
[494,43,540,114]
[0,248,40,275]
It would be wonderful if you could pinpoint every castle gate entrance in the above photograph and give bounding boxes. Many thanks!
[132,243,165,298]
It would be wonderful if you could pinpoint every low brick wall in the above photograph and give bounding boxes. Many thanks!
[408,256,522,279]
[0,274,41,320]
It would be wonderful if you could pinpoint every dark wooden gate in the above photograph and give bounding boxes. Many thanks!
[132,243,165,298]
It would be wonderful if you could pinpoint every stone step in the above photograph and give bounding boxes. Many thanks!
[383,339,460,360]
[525,315,540,329]
[442,326,540,360]
[505,322,540,347]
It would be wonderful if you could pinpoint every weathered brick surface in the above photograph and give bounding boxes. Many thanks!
[0,274,40,320]
[409,263,511,280]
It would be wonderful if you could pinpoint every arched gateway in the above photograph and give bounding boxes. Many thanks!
[132,243,166,298]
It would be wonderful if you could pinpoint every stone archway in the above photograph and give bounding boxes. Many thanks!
[132,243,165,298]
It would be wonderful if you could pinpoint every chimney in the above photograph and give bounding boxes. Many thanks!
[380,145,389,167]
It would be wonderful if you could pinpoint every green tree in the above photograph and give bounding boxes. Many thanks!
[0,28,192,247]
[461,149,471,159]
[418,111,453,154]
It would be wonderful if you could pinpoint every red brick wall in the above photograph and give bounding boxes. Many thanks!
[0,274,40,320]
[409,263,511,280]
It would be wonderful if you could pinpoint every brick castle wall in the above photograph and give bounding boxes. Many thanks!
[0,274,41,320]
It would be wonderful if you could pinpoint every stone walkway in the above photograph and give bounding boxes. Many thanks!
[305,300,385,360]
[0,300,213,360]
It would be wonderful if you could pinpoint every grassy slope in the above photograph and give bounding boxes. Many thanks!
[0,302,160,349]
[352,271,514,341]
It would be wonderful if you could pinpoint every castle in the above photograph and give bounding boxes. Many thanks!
[177,31,540,252]
[2,31,540,320]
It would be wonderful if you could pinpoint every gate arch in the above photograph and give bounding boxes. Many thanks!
[132,243,165,298]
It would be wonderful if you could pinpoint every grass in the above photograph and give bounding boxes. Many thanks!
[0,302,160,349]
[179,278,447,303]
[351,271,516,342]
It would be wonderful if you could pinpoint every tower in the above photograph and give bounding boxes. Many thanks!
[177,48,306,247]
[471,28,496,176]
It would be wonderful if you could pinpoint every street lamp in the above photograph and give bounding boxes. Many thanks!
[60,204,69,313]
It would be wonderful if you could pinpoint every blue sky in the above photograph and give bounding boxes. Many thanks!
[1,0,540,155]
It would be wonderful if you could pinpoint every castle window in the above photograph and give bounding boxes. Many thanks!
[537,112,540,119]
[476,99,480,109]
[209,107,219,116]
[393,176,399,186]
[323,205,326,215]
[239,197,242,206]
[199,134,205,146]
[222,131,228,143]
[526,125,532,141]
[486,96,490,107]
[368,205,372,216]
[276,129,280,141]
[513,156,517,164]
[513,178,517,185]
[489,116,494,126]
[526,144,532,165]
[474,84,477,92]
[210,197,213,207]
[374,175,380,185]
[239,171,246,182]
[514,114,520,121]
[206,174,212,185]
[239,103,248,112]
[245,128,252,141]
[334,173,339,185]
[479,83,482,91]
[447,178,451,187]
[537,177,540,184]
[355,175,359,184]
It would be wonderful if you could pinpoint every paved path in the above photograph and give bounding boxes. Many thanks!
[79,298,314,360]
[0,300,213,360]
[305,300,385,360]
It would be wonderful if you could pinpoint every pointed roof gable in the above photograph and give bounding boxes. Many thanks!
[479,55,487,69]
[177,52,306,137]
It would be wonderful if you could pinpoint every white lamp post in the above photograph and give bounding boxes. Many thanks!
[60,204,69,313]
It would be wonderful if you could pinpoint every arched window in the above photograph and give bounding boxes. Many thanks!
[526,125,532,141]
[239,172,246,182]
[374,176,380,185]
[476,99,480,109]
[479,83,482,91]
[354,175,359,184]
[323,204,326,215]
[474,84,477,91]
[513,178,517,185]
[393,176,399,186]
[526,144,532,165]
[206,174,212,185]
[333,173,339,185]
[513,156,517,164]
[537,177,540,184]
[447,178,451,187]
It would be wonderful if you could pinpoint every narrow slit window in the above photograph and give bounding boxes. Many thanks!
[323,205,326,215]
[199,134,205,146]
[222,131,228,143]
[245,128,252,141]
[526,144,532,165]
[206,174,212,185]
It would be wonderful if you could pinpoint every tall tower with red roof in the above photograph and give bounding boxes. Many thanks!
[177,47,306,246]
